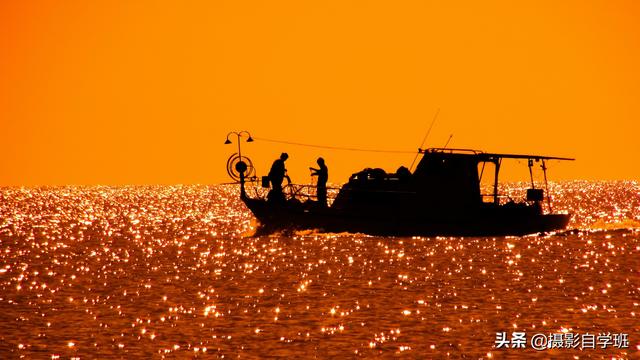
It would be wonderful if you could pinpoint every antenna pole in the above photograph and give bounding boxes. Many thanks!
[443,134,453,148]
[410,108,440,171]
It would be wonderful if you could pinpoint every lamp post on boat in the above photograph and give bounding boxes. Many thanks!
[224,131,254,198]
[225,131,253,159]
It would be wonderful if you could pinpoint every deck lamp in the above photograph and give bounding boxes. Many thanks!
[224,131,254,169]
[224,131,253,145]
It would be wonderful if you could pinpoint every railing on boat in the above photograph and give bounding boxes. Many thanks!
[241,176,340,205]
[240,179,543,208]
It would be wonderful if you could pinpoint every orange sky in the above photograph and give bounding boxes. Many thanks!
[1,0,639,186]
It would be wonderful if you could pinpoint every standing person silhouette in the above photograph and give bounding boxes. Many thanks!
[310,157,328,207]
[268,153,290,202]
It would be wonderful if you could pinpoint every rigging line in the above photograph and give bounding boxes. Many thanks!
[252,136,416,154]
[409,108,440,171]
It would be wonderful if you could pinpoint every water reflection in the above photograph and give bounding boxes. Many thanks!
[0,182,638,357]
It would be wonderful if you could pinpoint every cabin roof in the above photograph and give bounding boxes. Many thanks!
[419,148,575,161]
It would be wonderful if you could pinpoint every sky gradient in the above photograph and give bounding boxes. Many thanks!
[1,1,639,185]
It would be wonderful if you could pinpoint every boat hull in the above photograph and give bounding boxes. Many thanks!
[243,198,571,237]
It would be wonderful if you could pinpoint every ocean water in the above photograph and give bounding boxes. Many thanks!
[0,181,638,359]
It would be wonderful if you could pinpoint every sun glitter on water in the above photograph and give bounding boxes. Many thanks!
[0,181,638,357]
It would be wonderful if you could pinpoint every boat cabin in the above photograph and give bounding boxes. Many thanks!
[331,148,573,215]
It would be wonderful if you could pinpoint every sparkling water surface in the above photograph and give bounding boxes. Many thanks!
[0,181,639,358]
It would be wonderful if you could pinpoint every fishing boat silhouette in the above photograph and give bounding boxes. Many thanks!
[225,132,574,236]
